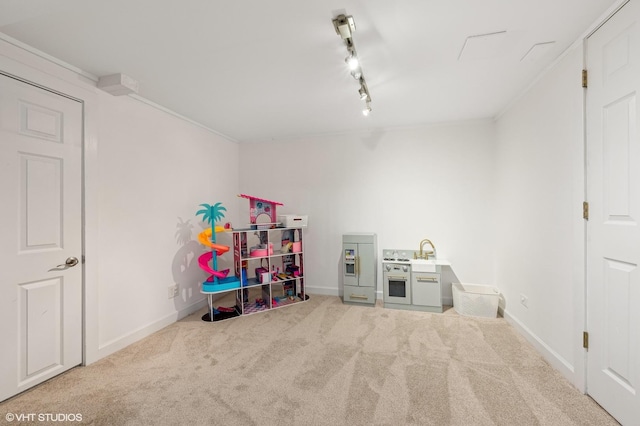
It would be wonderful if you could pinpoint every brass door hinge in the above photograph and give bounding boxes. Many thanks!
[582,69,588,88]
[583,331,589,349]
[583,201,589,220]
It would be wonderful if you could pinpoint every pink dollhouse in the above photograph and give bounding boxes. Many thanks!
[238,194,283,225]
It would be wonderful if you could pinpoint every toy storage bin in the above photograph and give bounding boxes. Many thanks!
[277,215,308,228]
[452,283,500,318]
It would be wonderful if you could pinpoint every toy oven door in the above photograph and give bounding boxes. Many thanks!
[384,270,411,305]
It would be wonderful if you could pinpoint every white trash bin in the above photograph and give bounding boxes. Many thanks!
[452,283,500,318]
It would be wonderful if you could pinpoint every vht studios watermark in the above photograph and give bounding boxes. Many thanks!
[5,412,83,422]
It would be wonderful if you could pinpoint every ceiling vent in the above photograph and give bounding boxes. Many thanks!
[458,31,507,61]
[520,41,556,62]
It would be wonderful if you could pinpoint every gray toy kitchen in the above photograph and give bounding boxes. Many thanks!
[342,233,451,312]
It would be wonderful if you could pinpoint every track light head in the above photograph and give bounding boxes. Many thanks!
[362,102,372,116]
[345,53,359,70]
[358,86,368,100]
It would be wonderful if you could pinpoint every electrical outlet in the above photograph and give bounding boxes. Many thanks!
[168,285,178,299]
[520,294,528,308]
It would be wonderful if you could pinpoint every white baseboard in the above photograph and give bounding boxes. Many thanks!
[92,298,207,364]
[306,287,405,302]
[306,285,340,297]
[502,309,575,383]
[307,287,454,308]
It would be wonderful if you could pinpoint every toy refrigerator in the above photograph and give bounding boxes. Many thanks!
[342,233,377,306]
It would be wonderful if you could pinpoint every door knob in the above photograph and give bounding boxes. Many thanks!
[57,257,79,268]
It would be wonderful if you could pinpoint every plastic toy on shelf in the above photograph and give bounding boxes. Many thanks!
[196,203,239,291]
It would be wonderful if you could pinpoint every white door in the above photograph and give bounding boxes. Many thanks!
[586,1,640,424]
[0,74,83,402]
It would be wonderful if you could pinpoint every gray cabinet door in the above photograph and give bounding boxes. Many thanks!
[358,243,375,288]
[343,242,375,288]
[411,273,441,307]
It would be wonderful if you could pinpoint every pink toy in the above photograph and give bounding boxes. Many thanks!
[238,194,283,224]
[197,251,230,282]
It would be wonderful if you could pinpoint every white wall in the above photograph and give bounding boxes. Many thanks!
[494,44,585,387]
[238,121,497,302]
[94,93,240,358]
[0,37,240,364]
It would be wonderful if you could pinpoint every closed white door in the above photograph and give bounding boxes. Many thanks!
[586,1,640,424]
[0,74,83,402]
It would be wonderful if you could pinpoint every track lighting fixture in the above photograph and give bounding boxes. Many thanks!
[332,13,372,116]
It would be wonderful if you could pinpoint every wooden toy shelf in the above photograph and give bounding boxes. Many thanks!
[200,226,307,322]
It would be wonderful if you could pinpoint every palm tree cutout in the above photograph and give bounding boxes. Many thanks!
[196,203,227,283]
[172,217,201,289]
[196,202,227,228]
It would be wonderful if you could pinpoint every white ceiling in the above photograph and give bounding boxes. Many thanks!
[0,0,620,143]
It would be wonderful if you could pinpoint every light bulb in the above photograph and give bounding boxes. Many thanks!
[362,103,372,116]
[350,70,362,80]
[345,53,359,70]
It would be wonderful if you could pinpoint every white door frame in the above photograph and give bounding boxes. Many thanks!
[0,70,86,365]
[583,1,639,424]
[581,0,631,386]
[0,36,102,366]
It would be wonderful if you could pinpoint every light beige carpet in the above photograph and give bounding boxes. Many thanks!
[0,295,618,425]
